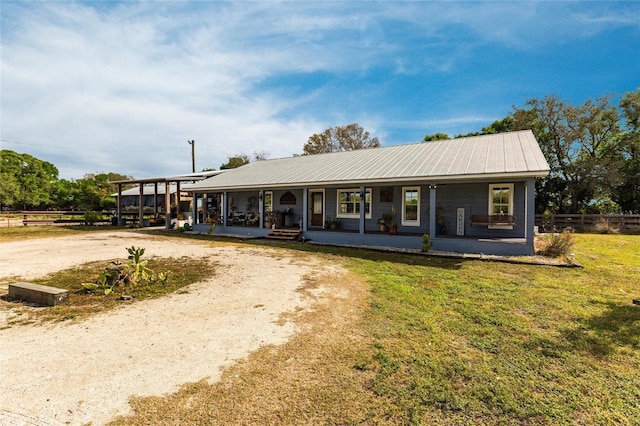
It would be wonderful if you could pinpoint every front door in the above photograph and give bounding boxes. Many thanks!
[310,191,324,227]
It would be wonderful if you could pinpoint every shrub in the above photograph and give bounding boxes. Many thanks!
[594,216,620,234]
[421,234,432,252]
[536,230,575,258]
[82,246,168,295]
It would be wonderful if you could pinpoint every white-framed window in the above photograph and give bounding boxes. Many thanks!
[336,188,371,219]
[488,183,514,229]
[402,186,420,226]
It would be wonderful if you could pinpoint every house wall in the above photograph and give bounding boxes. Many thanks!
[435,181,528,238]
[199,178,536,256]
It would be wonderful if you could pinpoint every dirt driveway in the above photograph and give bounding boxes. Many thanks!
[0,231,343,425]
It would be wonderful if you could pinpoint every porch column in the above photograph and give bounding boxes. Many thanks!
[429,184,437,237]
[153,183,158,219]
[525,179,535,244]
[117,183,122,226]
[176,182,181,215]
[222,192,228,226]
[359,185,365,234]
[259,190,264,229]
[192,191,198,225]
[302,187,308,232]
[138,184,144,228]
[164,181,171,230]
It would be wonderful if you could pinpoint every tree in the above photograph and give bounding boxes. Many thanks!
[617,88,640,212]
[511,95,622,213]
[455,117,515,138]
[252,151,270,161]
[302,123,380,155]
[220,154,250,169]
[422,132,450,142]
[0,150,58,209]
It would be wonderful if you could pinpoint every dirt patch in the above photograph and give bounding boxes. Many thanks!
[0,232,346,425]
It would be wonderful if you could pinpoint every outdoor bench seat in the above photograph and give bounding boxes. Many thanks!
[470,214,516,227]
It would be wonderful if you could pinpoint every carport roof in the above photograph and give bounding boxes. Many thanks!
[186,130,550,192]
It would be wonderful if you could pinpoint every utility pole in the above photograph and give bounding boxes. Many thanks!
[188,140,195,173]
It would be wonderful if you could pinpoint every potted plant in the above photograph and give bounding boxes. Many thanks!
[378,213,392,232]
[327,217,339,230]
[383,206,398,235]
[264,210,275,229]
[436,203,448,235]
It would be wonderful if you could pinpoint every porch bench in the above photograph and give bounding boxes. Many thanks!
[8,282,69,306]
[470,214,516,227]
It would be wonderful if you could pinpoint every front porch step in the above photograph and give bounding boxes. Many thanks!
[266,229,301,241]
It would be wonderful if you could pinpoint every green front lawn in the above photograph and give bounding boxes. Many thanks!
[112,233,639,425]
[351,233,640,424]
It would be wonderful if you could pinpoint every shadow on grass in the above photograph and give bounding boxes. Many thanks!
[530,302,640,357]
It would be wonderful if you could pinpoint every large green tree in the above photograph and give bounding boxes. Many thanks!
[220,154,251,169]
[303,123,380,155]
[509,95,622,214]
[0,150,58,209]
[617,89,640,212]
[70,172,130,210]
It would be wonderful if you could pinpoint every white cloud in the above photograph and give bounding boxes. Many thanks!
[1,1,637,179]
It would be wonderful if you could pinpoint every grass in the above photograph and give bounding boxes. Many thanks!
[0,224,129,242]
[2,227,639,424]
[107,233,640,425]
[2,252,215,326]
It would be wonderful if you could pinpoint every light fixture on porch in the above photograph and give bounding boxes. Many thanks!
[259,192,263,201]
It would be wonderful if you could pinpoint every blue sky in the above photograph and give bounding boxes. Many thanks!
[1,1,638,180]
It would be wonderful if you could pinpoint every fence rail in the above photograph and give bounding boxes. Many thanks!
[19,211,114,226]
[535,214,640,233]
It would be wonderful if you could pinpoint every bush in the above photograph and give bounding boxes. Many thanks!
[421,234,432,252]
[594,216,620,234]
[536,230,575,258]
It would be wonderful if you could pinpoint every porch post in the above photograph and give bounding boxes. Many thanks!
[164,181,171,230]
[359,185,365,234]
[525,179,535,245]
[302,187,308,232]
[192,190,198,225]
[117,183,122,226]
[138,184,144,228]
[429,184,437,238]
[259,190,264,229]
[222,192,228,226]
[153,182,158,219]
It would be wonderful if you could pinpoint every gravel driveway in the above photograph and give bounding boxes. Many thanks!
[0,231,337,425]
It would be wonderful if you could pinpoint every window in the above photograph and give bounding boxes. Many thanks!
[336,188,371,219]
[402,186,420,226]
[488,183,514,229]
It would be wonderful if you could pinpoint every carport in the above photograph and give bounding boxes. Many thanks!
[111,171,225,230]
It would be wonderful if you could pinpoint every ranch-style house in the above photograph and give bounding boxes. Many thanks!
[185,130,550,256]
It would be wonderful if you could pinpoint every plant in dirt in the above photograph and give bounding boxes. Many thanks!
[421,233,432,252]
[536,230,575,258]
[82,246,168,295]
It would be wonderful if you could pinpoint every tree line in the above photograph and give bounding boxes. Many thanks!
[2,89,638,214]
[0,149,130,211]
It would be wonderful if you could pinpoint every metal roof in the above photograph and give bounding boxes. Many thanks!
[110,170,226,185]
[116,183,184,196]
[186,130,550,192]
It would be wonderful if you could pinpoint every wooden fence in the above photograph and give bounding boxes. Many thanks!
[19,211,114,226]
[535,214,640,233]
